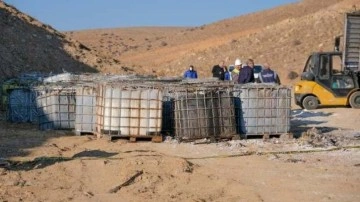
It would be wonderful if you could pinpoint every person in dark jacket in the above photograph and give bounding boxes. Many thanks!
[183,65,198,79]
[260,63,280,84]
[238,59,255,84]
[212,60,225,80]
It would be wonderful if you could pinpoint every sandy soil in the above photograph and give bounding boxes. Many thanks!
[2,1,360,201]
[0,107,359,202]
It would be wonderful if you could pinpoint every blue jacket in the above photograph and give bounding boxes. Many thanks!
[224,71,231,81]
[260,69,277,83]
[183,70,198,79]
[238,66,254,84]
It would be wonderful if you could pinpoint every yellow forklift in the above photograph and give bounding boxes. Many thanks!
[294,11,360,110]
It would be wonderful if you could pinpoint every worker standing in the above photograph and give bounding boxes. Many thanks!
[183,65,198,79]
[212,60,226,80]
[260,63,280,84]
[238,59,255,84]
[232,58,242,83]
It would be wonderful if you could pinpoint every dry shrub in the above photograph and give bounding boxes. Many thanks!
[288,71,299,80]
[293,39,301,46]
[160,41,168,46]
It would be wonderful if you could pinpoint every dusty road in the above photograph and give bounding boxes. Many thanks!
[0,107,359,202]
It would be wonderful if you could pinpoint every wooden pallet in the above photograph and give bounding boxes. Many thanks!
[243,133,292,140]
[109,135,163,143]
[220,134,239,141]
[178,135,237,143]
[75,131,97,136]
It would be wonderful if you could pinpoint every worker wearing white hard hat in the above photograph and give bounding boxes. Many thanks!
[231,58,242,83]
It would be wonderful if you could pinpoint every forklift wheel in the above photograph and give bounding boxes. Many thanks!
[302,95,318,110]
[349,91,360,109]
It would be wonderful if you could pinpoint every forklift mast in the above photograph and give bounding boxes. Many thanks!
[343,11,360,72]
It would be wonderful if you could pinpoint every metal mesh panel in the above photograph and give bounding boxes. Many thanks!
[36,86,76,130]
[161,95,175,136]
[233,84,291,137]
[75,85,97,134]
[174,87,236,141]
[2,72,293,139]
[96,83,163,136]
[7,88,38,123]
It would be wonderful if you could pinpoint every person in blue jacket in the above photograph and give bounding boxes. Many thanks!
[224,66,231,81]
[260,62,280,84]
[183,65,198,79]
[238,59,255,84]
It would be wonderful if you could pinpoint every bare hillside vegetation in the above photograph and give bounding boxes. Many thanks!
[68,0,359,84]
[0,2,134,81]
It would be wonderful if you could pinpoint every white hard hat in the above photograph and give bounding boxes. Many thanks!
[235,58,242,66]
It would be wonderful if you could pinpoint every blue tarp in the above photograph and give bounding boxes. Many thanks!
[7,88,38,123]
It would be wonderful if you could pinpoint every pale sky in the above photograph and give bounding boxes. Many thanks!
[4,0,299,31]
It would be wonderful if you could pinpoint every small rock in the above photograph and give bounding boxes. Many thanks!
[353,133,360,139]
[286,158,306,163]
[164,136,173,143]
[194,138,210,145]
[84,191,94,197]
[280,133,293,140]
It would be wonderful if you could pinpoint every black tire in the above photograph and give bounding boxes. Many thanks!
[302,95,318,110]
[349,91,360,109]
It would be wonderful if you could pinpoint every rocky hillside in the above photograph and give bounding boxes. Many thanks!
[68,0,359,84]
[2,0,358,84]
[0,2,134,82]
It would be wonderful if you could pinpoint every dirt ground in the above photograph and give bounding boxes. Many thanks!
[0,107,359,202]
